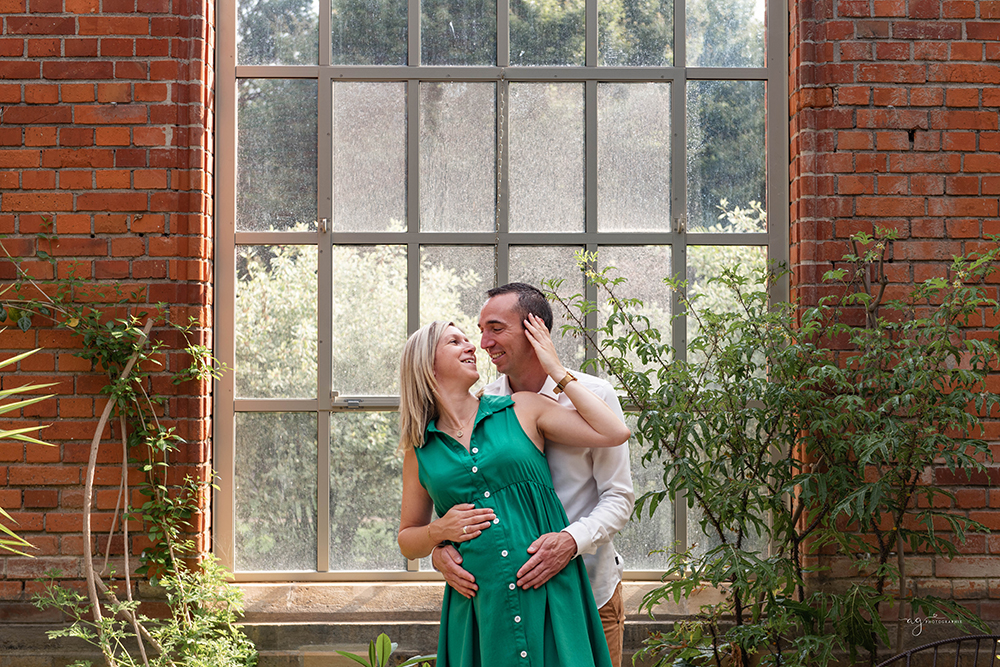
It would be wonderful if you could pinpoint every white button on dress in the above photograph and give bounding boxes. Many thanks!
[472,466,478,473]
[509,583,516,590]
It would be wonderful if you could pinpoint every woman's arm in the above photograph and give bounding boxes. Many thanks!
[398,449,497,560]
[514,313,631,449]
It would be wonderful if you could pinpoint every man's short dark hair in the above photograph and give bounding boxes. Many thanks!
[487,282,554,331]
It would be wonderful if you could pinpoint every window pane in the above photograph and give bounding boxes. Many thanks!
[420,83,496,233]
[333,82,407,232]
[686,0,764,67]
[420,245,497,389]
[330,412,406,570]
[615,415,675,571]
[686,245,766,349]
[237,0,319,65]
[509,246,585,370]
[598,83,672,232]
[422,0,496,65]
[596,246,672,373]
[236,245,318,399]
[333,245,407,395]
[687,80,765,233]
[238,79,318,232]
[235,412,318,571]
[332,0,407,65]
[598,0,673,66]
[509,83,585,233]
[510,0,584,65]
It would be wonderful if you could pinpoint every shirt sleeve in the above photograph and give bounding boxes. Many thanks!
[561,382,635,557]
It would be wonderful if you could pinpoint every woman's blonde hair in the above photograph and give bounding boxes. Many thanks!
[398,320,452,453]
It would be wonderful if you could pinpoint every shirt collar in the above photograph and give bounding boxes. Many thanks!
[426,394,513,434]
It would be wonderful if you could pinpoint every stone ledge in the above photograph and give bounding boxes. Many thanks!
[237,580,724,623]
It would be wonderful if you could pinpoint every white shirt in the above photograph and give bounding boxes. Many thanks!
[483,371,635,607]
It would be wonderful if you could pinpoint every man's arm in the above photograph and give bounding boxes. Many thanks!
[518,380,635,589]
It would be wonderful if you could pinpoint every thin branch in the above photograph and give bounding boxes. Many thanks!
[82,318,153,652]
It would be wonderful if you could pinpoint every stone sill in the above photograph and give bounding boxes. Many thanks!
[238,580,724,623]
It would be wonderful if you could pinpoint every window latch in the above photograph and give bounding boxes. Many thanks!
[319,217,329,233]
[674,215,687,234]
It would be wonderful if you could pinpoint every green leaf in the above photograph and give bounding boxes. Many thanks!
[17,315,31,331]
[335,650,373,667]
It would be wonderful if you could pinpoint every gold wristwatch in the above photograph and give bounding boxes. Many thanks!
[553,371,577,394]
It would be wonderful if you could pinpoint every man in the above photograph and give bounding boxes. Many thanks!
[431,282,635,667]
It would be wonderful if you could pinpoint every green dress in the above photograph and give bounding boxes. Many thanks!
[415,395,613,667]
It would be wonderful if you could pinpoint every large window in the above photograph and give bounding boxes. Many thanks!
[216,0,787,579]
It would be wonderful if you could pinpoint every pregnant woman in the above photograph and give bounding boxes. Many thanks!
[397,316,630,667]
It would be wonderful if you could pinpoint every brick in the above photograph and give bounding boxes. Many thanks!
[134,82,169,102]
[74,105,147,124]
[2,192,73,212]
[2,105,72,124]
[928,63,1000,84]
[60,83,95,102]
[889,153,961,173]
[95,126,130,146]
[95,169,131,189]
[76,192,147,211]
[968,22,1000,41]
[42,61,114,80]
[872,87,907,106]
[65,37,99,57]
[94,214,128,233]
[78,17,150,35]
[42,148,114,168]
[133,127,166,146]
[59,127,94,147]
[0,61,41,79]
[133,169,168,189]
[24,83,59,104]
[875,42,910,60]
[27,37,61,57]
[944,0,976,17]
[893,21,962,40]
[0,150,41,168]
[114,60,148,79]
[858,64,927,83]
[928,198,998,217]
[100,38,135,57]
[856,197,925,217]
[946,88,980,107]
[25,126,57,146]
[21,171,56,189]
[97,83,132,104]
[6,16,76,35]
[7,466,79,485]
[873,0,905,15]
[895,240,963,260]
[966,154,1000,172]
[946,176,980,195]
[931,109,999,130]
[59,170,93,188]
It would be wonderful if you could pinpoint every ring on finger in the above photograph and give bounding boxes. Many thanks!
[462,525,468,535]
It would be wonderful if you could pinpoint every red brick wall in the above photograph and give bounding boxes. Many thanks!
[790,0,1000,623]
[0,0,214,620]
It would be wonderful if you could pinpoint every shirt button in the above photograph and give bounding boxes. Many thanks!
[484,491,490,498]
[472,447,479,454]
[472,466,478,473]
[509,583,516,590]
[521,651,527,658]
[493,518,499,524]
[514,615,521,623]
[501,550,508,557]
